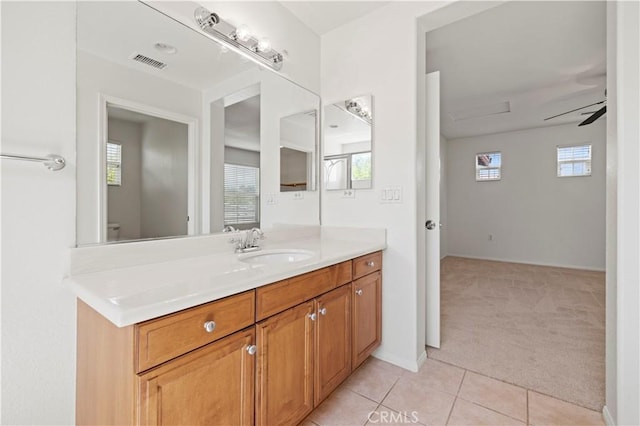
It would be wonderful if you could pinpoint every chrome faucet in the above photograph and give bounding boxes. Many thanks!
[230,227,264,253]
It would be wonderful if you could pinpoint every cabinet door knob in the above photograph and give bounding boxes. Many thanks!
[355,289,363,296]
[203,321,216,333]
[308,312,317,321]
[246,345,257,356]
[319,307,327,316]
[366,261,375,267]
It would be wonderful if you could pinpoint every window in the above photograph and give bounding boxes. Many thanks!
[106,142,122,186]
[224,164,260,226]
[557,144,592,177]
[324,151,372,190]
[476,152,501,181]
[351,152,372,189]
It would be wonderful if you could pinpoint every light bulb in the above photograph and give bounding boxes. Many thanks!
[257,38,271,52]
[235,25,251,42]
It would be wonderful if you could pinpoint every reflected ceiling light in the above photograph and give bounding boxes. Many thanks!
[256,38,271,53]
[154,42,177,54]
[194,7,284,71]
[345,99,372,125]
[234,25,252,42]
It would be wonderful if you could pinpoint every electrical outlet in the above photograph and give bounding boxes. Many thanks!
[266,194,277,205]
[489,234,493,241]
[293,192,304,200]
[342,189,355,198]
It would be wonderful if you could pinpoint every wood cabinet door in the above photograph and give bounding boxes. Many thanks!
[256,301,315,426]
[315,284,352,405]
[138,328,255,426]
[352,271,382,369]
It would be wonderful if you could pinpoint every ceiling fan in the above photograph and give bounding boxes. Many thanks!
[544,93,606,126]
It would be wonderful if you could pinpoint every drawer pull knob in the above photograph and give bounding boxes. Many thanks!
[366,261,375,267]
[308,312,317,321]
[203,321,216,333]
[319,307,327,316]
[246,345,257,356]
[356,289,363,296]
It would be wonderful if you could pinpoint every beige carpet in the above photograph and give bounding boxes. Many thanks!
[427,256,605,411]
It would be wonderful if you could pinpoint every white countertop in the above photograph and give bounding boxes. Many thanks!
[65,226,386,327]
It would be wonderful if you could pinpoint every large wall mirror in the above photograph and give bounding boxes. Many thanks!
[76,1,319,245]
[323,95,373,190]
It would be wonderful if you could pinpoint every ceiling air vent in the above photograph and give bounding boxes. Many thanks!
[130,53,167,70]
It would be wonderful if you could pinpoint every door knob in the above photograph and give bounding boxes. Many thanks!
[355,289,363,296]
[246,345,257,356]
[308,312,317,321]
[319,307,327,316]
[425,220,436,230]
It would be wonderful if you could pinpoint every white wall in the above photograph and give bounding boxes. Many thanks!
[76,51,202,244]
[612,1,640,424]
[322,1,454,370]
[140,117,189,239]
[107,118,142,240]
[1,2,77,424]
[605,2,618,422]
[446,122,606,270]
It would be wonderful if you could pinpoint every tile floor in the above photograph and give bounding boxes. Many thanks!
[302,357,605,426]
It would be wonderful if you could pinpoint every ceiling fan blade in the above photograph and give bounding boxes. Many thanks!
[544,100,605,121]
[578,105,606,126]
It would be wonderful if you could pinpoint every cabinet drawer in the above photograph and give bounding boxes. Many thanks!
[136,291,255,372]
[256,263,349,321]
[353,251,382,280]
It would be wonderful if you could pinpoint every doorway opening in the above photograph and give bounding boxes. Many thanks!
[421,0,607,411]
[100,96,198,242]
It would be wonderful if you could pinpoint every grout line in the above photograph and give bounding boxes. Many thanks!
[526,389,530,426]
[455,369,467,396]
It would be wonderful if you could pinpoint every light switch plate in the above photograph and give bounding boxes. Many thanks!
[380,186,402,203]
[266,194,277,205]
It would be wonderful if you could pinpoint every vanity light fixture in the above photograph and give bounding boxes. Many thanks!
[194,7,284,71]
[345,99,372,125]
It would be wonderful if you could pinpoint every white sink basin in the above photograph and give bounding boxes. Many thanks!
[238,249,315,265]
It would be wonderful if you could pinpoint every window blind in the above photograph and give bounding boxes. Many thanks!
[106,142,122,186]
[476,152,501,181]
[557,144,591,177]
[224,163,260,225]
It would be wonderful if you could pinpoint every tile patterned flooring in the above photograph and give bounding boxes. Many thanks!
[302,357,605,426]
[302,257,606,425]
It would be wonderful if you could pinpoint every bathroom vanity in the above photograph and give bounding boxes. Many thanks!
[70,227,385,425]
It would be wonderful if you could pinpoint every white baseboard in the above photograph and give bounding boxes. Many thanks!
[444,253,606,272]
[373,348,425,373]
[602,405,615,426]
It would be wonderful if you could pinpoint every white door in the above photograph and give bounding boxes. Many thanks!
[425,71,441,348]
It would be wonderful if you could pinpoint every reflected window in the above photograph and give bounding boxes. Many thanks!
[106,142,122,186]
[324,157,348,190]
[224,164,260,226]
[325,151,372,190]
[476,152,501,181]
[351,152,372,189]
